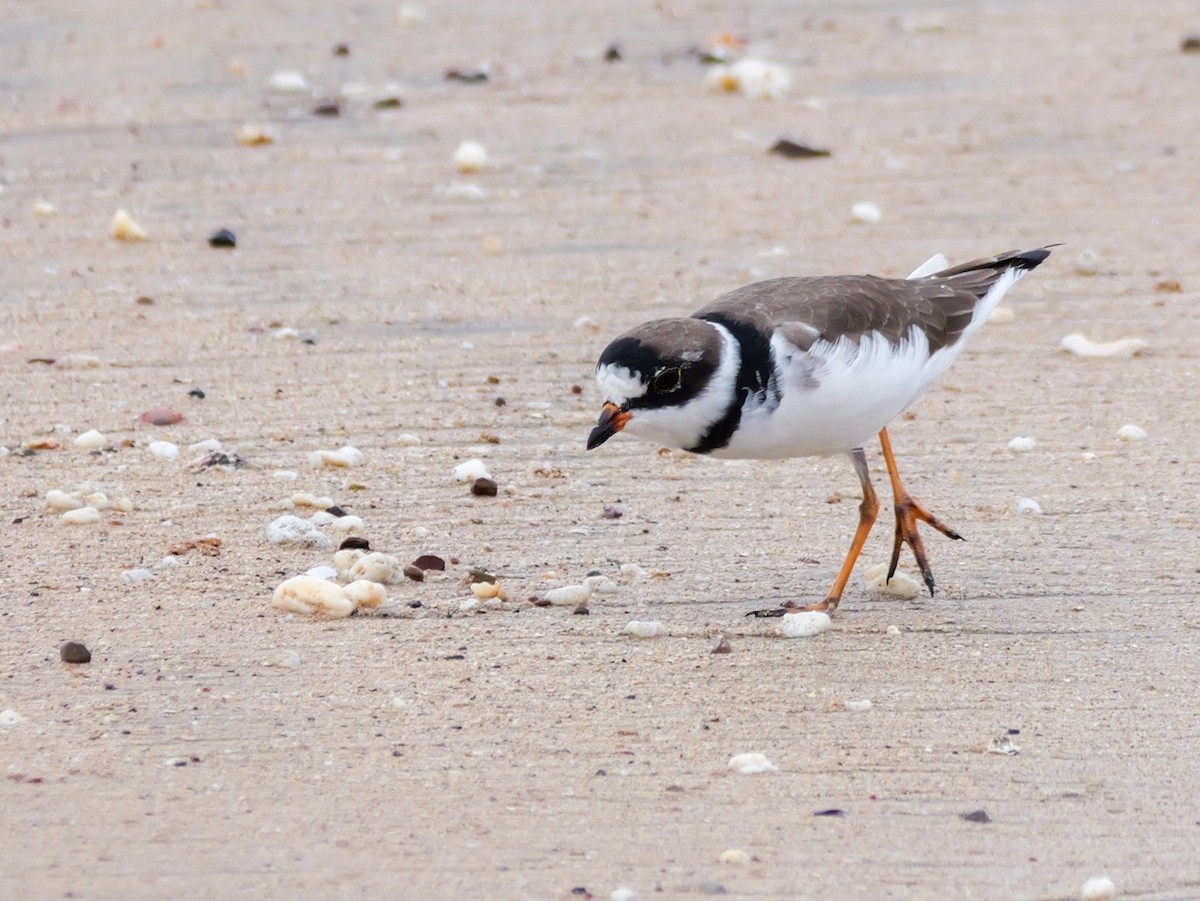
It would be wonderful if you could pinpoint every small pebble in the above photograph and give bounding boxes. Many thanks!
[59,641,92,663]
[454,141,488,173]
[312,99,341,117]
[768,138,831,159]
[441,183,486,200]
[265,650,301,669]
[850,201,882,224]
[61,507,101,525]
[961,809,991,824]
[1183,35,1200,53]
[572,603,590,615]
[454,459,491,482]
[727,752,777,774]
[1007,436,1036,452]
[396,433,421,447]
[33,200,57,217]
[583,575,618,595]
[1117,424,1147,442]
[339,536,371,551]
[411,554,446,571]
[482,235,504,256]
[0,710,25,727]
[471,477,498,496]
[271,575,356,618]
[268,70,310,92]
[704,58,792,99]
[121,568,154,584]
[1060,333,1146,357]
[267,515,334,549]
[602,505,624,519]
[74,429,107,450]
[458,598,482,614]
[309,446,363,468]
[610,890,637,901]
[619,563,648,579]
[148,440,180,459]
[111,209,148,242]
[988,734,1021,755]
[139,407,184,425]
[236,124,274,146]
[844,699,873,712]
[718,849,748,865]
[886,625,902,636]
[1016,497,1043,515]
[546,585,591,606]
[623,620,665,639]
[711,635,732,654]
[863,563,920,599]
[779,611,832,637]
[327,515,365,532]
[46,489,83,511]
[1080,876,1117,901]
[208,228,236,248]
[403,563,425,582]
[470,581,505,600]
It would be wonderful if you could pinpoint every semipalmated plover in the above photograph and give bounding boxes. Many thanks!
[587,247,1052,614]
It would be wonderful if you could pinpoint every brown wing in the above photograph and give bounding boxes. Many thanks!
[692,248,1050,354]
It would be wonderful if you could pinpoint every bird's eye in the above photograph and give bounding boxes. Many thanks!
[652,366,684,394]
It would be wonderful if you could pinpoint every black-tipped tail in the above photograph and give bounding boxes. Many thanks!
[934,245,1058,279]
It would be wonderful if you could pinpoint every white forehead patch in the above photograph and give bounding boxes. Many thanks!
[595,363,646,404]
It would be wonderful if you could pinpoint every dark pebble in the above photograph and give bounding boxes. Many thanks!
[697,883,728,896]
[407,600,422,608]
[1007,728,1020,735]
[59,641,91,664]
[187,388,205,399]
[813,808,846,817]
[339,536,371,551]
[325,505,349,518]
[403,564,425,582]
[372,97,403,110]
[312,99,341,117]
[769,138,832,159]
[604,43,622,62]
[571,889,592,899]
[208,228,237,248]
[572,603,590,615]
[494,396,507,407]
[711,635,733,654]
[333,43,350,56]
[961,809,992,824]
[531,597,551,607]
[445,68,488,83]
[602,505,623,519]
[1182,35,1200,52]
[412,554,446,571]
[467,568,497,584]
[471,477,498,497]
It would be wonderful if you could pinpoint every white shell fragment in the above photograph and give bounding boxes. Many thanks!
[728,752,778,774]
[844,699,873,712]
[111,209,148,242]
[305,565,338,580]
[327,515,365,532]
[1016,497,1043,515]
[1117,424,1147,442]
[454,141,488,173]
[121,568,154,584]
[291,492,336,509]
[441,182,486,200]
[850,201,883,224]
[546,584,590,606]
[33,200,57,217]
[268,70,310,92]
[333,548,365,579]
[1059,333,1146,358]
[46,489,84,511]
[1007,436,1037,452]
[347,552,398,584]
[343,579,386,609]
[0,709,25,727]
[308,446,363,468]
[271,576,356,618]
[583,575,618,595]
[266,515,334,549]
[705,58,793,99]
[610,890,637,901]
[864,563,920,599]
[778,611,832,637]
[148,440,180,460]
[62,507,101,525]
[453,459,491,482]
[623,620,665,639]
[74,429,107,450]
[719,849,749,865]
[1080,876,1117,901]
[236,124,274,146]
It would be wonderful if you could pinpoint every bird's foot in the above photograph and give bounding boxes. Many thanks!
[746,598,838,618]
[889,494,963,596]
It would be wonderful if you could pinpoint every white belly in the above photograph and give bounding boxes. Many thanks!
[714,329,965,459]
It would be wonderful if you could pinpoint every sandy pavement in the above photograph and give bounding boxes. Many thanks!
[3,1,1200,898]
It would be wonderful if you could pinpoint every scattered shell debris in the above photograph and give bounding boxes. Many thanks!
[728,752,778,774]
[454,140,488,173]
[705,58,793,99]
[454,459,491,482]
[73,429,106,450]
[236,125,274,146]
[1016,497,1043,515]
[61,507,101,525]
[267,515,334,549]
[268,70,310,92]
[1007,436,1036,452]
[110,209,147,242]
[309,446,363,468]
[1060,333,1146,358]
[46,489,83,511]
[1117,424,1147,442]
[1080,876,1117,901]
[987,734,1020,755]
[778,610,832,638]
[850,201,883,224]
[719,849,749,865]
[272,576,357,618]
[864,563,920,599]
[623,620,665,639]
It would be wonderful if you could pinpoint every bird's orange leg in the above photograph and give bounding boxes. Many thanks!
[748,448,878,617]
[878,426,963,596]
